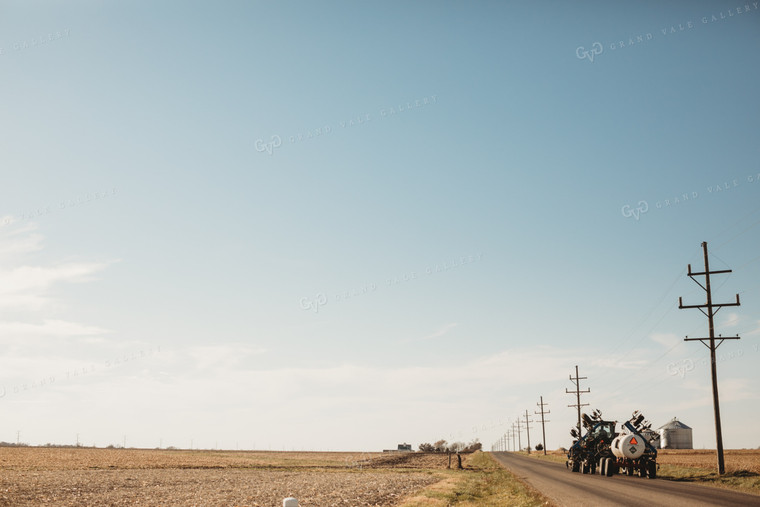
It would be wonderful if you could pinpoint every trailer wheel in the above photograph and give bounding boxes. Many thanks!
[647,461,657,479]
[626,465,634,476]
[638,464,647,478]
[581,462,589,474]
[600,458,607,476]
[590,462,596,475]
[571,461,580,473]
[606,458,615,477]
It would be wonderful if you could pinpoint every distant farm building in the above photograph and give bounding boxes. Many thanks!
[658,417,693,449]
[383,443,413,452]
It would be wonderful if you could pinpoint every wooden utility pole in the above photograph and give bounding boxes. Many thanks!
[679,241,741,475]
[511,423,518,452]
[566,365,590,438]
[515,419,522,451]
[523,410,533,454]
[535,396,550,455]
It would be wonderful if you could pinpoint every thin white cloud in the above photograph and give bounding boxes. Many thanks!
[0,319,109,338]
[722,312,740,328]
[744,320,760,336]
[186,344,267,371]
[0,223,113,311]
[0,220,44,259]
[423,322,457,340]
[650,332,680,348]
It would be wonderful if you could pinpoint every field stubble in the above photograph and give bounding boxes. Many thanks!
[0,448,463,506]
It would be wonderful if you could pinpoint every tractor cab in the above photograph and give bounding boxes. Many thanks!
[588,421,616,443]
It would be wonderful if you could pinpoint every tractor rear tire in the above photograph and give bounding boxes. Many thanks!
[600,458,607,476]
[606,458,615,477]
[571,461,580,473]
[647,461,657,479]
[581,462,589,474]
[638,464,647,478]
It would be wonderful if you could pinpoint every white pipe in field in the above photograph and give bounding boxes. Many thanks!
[283,498,298,507]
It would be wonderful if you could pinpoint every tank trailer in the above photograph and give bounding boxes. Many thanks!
[566,410,658,479]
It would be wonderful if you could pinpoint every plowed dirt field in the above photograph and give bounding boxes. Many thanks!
[0,448,462,506]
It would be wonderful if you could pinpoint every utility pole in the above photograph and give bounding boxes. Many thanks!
[679,241,741,475]
[516,418,522,452]
[511,423,517,452]
[523,410,533,454]
[535,396,550,455]
[566,365,590,438]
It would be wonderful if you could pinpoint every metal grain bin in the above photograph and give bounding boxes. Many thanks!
[658,417,693,449]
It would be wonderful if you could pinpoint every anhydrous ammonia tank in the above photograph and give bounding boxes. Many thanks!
[611,433,645,459]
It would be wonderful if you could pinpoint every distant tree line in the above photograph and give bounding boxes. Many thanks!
[0,442,93,448]
[0,442,29,447]
[418,439,482,453]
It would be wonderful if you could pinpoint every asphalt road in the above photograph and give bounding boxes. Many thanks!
[491,452,760,507]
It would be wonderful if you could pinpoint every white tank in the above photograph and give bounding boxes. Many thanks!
[611,433,645,459]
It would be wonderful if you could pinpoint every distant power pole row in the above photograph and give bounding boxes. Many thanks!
[491,396,550,453]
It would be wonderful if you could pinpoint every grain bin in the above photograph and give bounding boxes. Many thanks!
[658,417,693,449]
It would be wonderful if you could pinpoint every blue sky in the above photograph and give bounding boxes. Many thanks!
[1,1,759,452]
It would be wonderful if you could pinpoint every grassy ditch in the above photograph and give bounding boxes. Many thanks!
[398,451,551,507]
[657,463,760,496]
